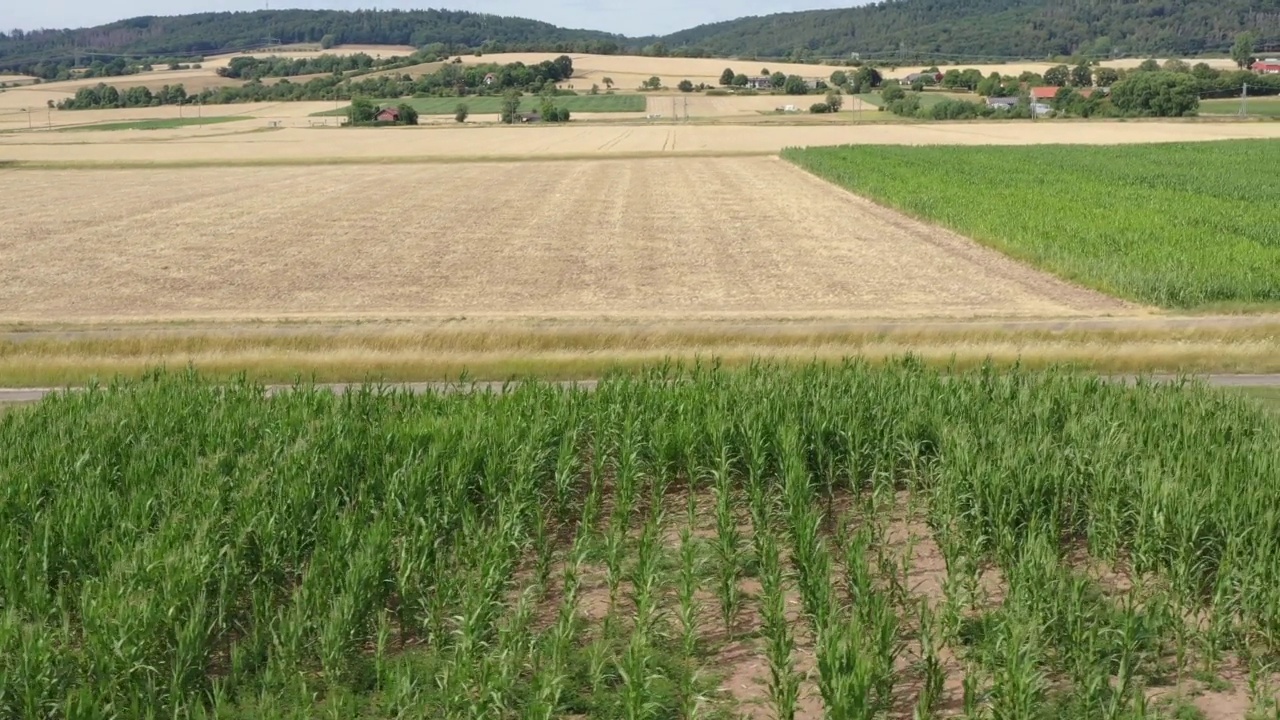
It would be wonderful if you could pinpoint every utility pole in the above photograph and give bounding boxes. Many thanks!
[1239,82,1249,117]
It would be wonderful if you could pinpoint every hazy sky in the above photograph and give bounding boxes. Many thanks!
[5,1,863,36]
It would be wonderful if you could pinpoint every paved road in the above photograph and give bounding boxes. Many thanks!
[3,375,1278,404]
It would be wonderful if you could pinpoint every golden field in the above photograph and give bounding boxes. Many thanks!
[4,120,1280,164]
[0,158,1133,324]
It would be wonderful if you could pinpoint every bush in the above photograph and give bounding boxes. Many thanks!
[881,83,906,103]
[1111,72,1199,117]
[454,103,469,123]
[809,102,833,114]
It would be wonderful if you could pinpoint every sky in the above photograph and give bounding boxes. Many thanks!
[4,1,863,37]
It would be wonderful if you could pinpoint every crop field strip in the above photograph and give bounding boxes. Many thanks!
[0,158,1128,324]
[783,140,1280,310]
[314,93,647,117]
[5,122,1280,166]
[2,364,1279,718]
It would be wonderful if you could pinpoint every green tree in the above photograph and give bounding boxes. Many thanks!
[825,91,843,111]
[959,68,984,91]
[1232,32,1257,69]
[1110,72,1199,117]
[770,71,787,89]
[500,90,521,124]
[829,70,849,87]
[319,34,337,50]
[677,79,694,92]
[454,103,468,123]
[809,102,831,113]
[347,97,375,124]
[881,83,906,103]
[603,77,614,89]
[1071,63,1093,86]
[910,78,925,92]
[732,73,749,87]
[590,83,600,95]
[1136,59,1161,72]
[784,75,809,94]
[1190,63,1219,81]
[1044,64,1070,86]
[720,67,735,86]
[854,66,882,88]
[941,69,963,88]
[977,72,1002,96]
[1093,67,1120,86]
[396,103,418,125]
[643,76,662,90]
[1162,59,1190,74]
[760,67,771,76]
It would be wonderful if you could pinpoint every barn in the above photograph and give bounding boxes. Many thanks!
[374,107,401,123]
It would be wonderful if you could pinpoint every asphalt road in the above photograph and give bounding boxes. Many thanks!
[2,375,1279,404]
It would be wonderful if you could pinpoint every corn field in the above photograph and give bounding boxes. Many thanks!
[782,140,1280,309]
[2,363,1279,719]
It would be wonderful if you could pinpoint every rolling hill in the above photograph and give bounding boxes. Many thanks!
[0,9,625,75]
[2,1,1278,77]
[655,0,1280,59]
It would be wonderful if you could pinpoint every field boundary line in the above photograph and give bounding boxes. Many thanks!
[0,149,776,170]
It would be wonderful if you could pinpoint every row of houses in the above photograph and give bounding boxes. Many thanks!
[984,87,1105,116]
[743,76,825,90]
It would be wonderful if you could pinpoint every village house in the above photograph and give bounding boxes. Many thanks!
[1252,59,1280,74]
[904,71,943,85]
[373,107,400,123]
[746,76,772,90]
[483,72,497,86]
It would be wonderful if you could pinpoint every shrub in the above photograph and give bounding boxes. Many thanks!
[809,102,833,114]
[454,103,469,123]
[881,83,906,103]
[1111,72,1199,117]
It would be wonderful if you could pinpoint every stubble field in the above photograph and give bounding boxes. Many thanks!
[0,158,1130,324]
[6,120,1280,164]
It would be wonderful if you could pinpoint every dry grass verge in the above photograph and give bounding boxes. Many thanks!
[3,320,1279,386]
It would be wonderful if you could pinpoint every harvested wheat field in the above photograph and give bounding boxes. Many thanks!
[0,158,1130,323]
[4,120,1280,163]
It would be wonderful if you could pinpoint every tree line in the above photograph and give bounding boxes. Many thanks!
[57,55,579,110]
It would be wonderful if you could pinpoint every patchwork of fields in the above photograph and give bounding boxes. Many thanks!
[6,46,1280,718]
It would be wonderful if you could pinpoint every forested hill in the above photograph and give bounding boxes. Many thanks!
[0,9,624,72]
[655,0,1280,59]
[3,1,1279,75]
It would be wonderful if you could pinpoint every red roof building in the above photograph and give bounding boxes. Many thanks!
[374,107,401,122]
[1252,61,1280,74]
[1030,86,1096,100]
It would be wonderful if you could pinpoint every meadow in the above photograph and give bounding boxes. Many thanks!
[783,140,1280,309]
[2,363,1278,719]
[57,116,244,132]
[1200,97,1280,117]
[314,93,646,117]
